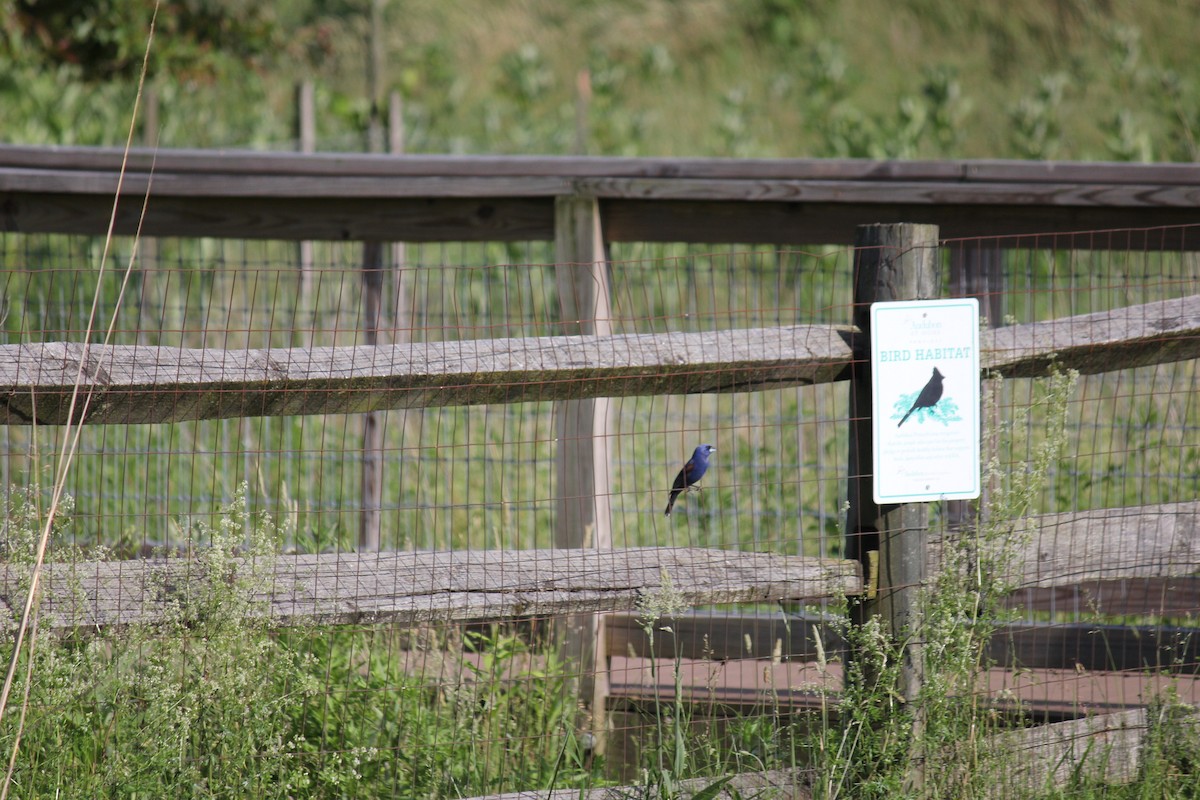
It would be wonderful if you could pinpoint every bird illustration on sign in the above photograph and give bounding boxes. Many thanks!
[895,367,961,427]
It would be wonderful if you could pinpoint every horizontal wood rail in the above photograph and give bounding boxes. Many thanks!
[4,497,1188,645]
[935,499,1200,603]
[0,547,861,632]
[607,612,1200,674]
[3,145,1199,244]
[0,324,853,424]
[1009,579,1200,617]
[3,295,1197,425]
[8,146,1200,183]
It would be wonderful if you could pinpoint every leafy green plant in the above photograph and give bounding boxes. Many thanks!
[1008,73,1069,160]
[0,485,340,798]
[278,621,601,797]
[635,569,693,796]
[805,368,1082,800]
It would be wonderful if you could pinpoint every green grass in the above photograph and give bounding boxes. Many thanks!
[0,489,605,798]
[5,1,1200,162]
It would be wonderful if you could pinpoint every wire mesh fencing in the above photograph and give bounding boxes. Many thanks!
[0,221,1197,798]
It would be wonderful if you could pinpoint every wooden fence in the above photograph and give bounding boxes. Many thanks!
[3,145,1200,246]
[6,293,1195,425]
[2,145,1200,796]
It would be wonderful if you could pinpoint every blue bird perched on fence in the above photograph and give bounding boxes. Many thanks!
[664,444,716,516]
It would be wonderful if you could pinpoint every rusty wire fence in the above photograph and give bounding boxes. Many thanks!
[0,221,1198,797]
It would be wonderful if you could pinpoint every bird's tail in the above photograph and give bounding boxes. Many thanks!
[664,491,681,516]
[898,409,913,428]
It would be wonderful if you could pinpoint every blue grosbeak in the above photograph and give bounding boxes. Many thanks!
[898,367,945,427]
[664,444,716,516]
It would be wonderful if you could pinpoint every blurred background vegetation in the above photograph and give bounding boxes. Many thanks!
[2,0,1198,160]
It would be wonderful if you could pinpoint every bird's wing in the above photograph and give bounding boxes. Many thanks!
[671,463,691,491]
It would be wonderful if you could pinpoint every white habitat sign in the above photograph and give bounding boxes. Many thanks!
[871,298,981,503]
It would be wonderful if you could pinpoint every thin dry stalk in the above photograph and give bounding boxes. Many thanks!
[0,4,162,792]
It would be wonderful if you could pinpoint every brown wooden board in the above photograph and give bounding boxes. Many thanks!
[4,145,1199,184]
[933,499,1200,599]
[0,193,556,242]
[4,295,1197,426]
[0,548,861,631]
[0,325,855,424]
[4,146,1200,246]
[606,656,1200,720]
[607,612,1200,674]
[1004,577,1200,617]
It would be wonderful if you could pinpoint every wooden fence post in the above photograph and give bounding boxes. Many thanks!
[846,222,939,787]
[360,242,385,552]
[366,0,386,154]
[389,90,408,327]
[573,69,591,156]
[296,80,316,347]
[946,242,1003,531]
[359,25,388,549]
[385,92,419,550]
[554,195,613,756]
[137,86,159,347]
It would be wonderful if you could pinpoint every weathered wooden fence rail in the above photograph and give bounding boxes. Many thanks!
[5,497,1193,641]
[606,610,1200,676]
[3,294,1197,424]
[3,145,1200,245]
[0,548,860,632]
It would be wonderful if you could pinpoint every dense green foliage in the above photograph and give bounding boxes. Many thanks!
[0,488,602,797]
[9,0,276,81]
[3,0,1199,159]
